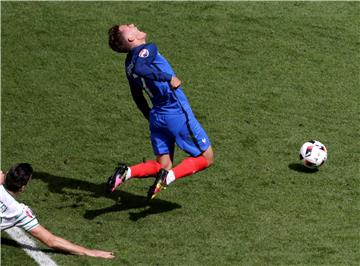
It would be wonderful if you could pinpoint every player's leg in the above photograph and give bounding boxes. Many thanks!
[166,115,213,182]
[107,115,173,193]
[202,145,214,166]
[147,147,213,200]
[124,148,174,181]
[106,159,165,194]
[156,150,174,170]
[146,117,176,199]
[169,145,214,183]
[146,153,173,200]
[148,114,214,199]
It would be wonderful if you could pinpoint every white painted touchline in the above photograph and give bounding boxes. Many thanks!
[6,227,58,266]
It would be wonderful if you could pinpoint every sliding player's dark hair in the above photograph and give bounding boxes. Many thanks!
[108,25,128,53]
[4,163,33,192]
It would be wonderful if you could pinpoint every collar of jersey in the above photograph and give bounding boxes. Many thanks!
[1,184,16,199]
[130,43,148,55]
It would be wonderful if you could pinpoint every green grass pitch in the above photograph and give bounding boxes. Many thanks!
[1,1,359,265]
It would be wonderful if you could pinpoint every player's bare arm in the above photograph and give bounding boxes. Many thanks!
[29,225,115,259]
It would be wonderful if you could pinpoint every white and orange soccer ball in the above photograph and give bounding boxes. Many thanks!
[299,140,327,169]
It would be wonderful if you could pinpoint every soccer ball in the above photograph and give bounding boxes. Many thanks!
[299,140,327,169]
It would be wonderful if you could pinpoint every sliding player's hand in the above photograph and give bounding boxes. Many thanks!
[86,250,115,259]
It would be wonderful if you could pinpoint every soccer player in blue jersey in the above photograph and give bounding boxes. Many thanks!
[107,24,214,200]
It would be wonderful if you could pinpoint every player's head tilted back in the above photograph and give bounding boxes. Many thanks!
[108,24,147,53]
[4,163,33,193]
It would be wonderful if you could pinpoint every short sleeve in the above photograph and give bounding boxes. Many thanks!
[15,204,39,231]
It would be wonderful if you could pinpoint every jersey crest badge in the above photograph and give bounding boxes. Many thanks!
[25,207,34,218]
[139,49,150,58]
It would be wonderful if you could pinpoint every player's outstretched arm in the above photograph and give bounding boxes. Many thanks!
[29,225,115,259]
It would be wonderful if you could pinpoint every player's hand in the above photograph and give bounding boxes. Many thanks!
[170,76,181,89]
[86,249,115,259]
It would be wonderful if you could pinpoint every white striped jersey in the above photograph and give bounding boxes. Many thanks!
[0,185,39,231]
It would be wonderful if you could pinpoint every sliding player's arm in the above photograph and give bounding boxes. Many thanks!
[29,225,114,259]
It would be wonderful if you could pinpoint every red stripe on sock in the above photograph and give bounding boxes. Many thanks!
[173,156,209,180]
[130,160,161,178]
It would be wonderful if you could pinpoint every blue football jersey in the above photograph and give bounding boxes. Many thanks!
[125,43,192,117]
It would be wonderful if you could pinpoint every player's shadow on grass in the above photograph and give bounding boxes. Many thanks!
[33,172,181,221]
[288,163,319,173]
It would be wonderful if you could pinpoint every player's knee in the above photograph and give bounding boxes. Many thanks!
[203,147,214,167]
[160,161,173,170]
[206,154,214,166]
[164,162,173,170]
[156,155,173,170]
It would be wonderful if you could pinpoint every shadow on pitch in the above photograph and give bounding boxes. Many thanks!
[33,172,181,221]
[288,163,319,173]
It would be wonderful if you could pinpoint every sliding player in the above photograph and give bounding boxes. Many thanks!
[0,163,114,259]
